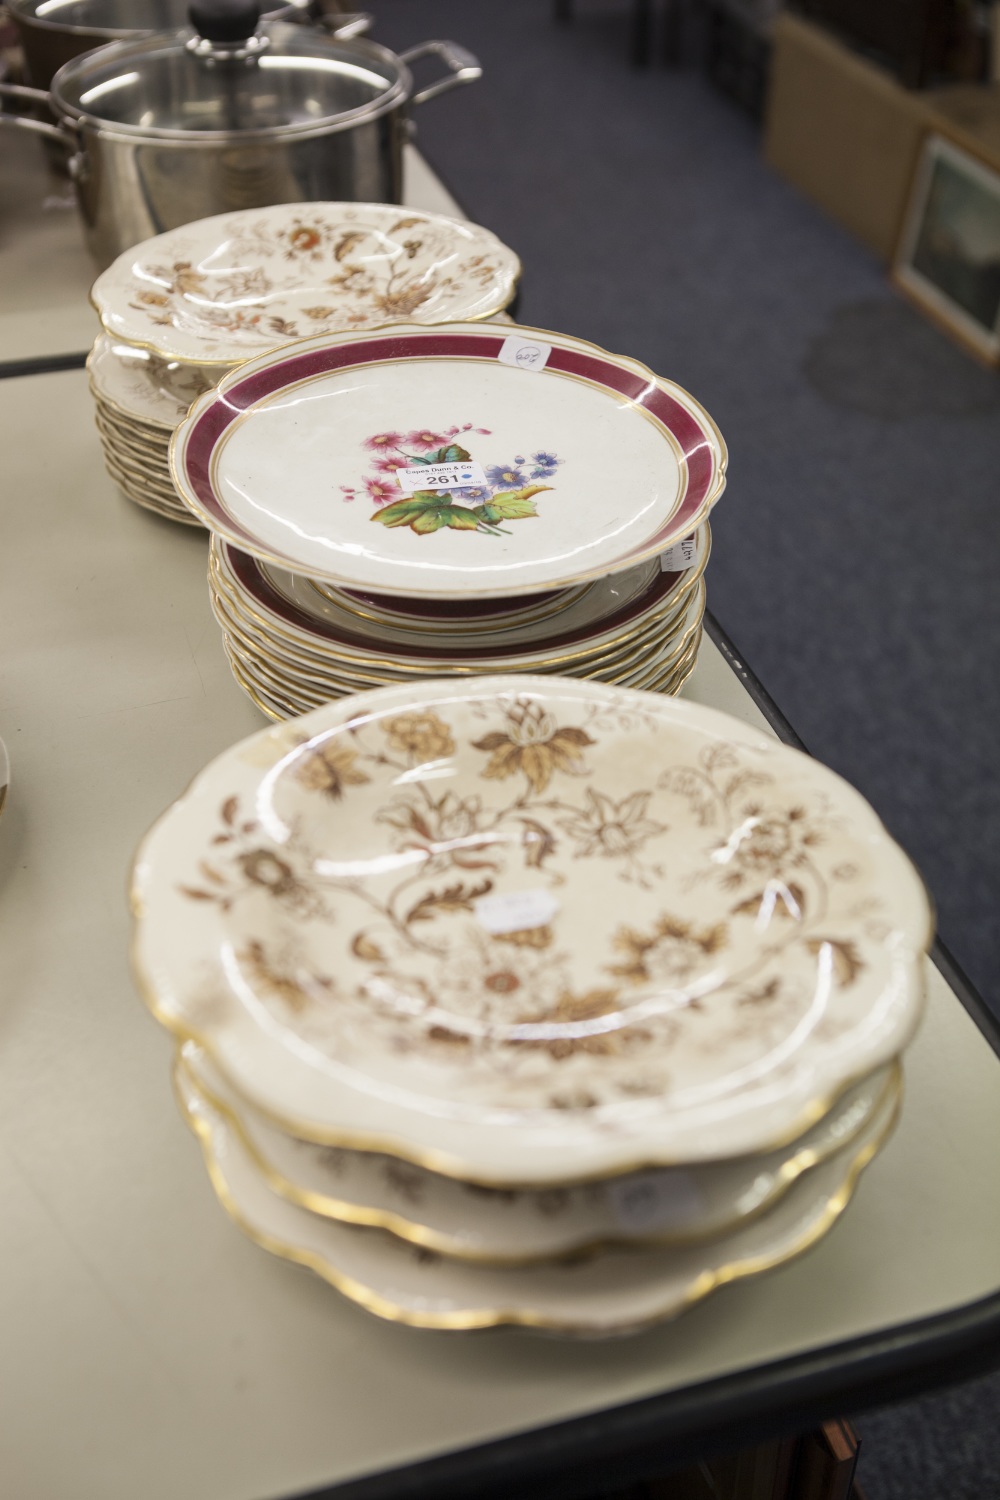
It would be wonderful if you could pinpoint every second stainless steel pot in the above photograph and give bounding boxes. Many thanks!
[0,1,480,266]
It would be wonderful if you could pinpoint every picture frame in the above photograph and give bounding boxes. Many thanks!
[893,131,1000,364]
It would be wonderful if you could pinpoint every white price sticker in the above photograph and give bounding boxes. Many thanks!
[497,335,552,372]
[396,460,487,494]
[605,1169,705,1234]
[474,889,560,935]
[659,533,700,573]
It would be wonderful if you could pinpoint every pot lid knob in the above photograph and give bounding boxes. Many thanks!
[189,0,261,42]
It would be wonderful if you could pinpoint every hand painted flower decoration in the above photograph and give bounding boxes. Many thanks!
[486,463,526,490]
[530,450,562,479]
[365,477,399,504]
[348,426,561,536]
[405,428,448,452]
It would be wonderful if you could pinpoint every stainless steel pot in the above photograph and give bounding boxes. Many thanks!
[0,1,480,266]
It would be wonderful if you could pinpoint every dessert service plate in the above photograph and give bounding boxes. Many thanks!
[208,544,706,687]
[131,676,931,1186]
[211,533,706,662]
[178,1038,898,1263]
[175,1061,901,1336]
[206,532,706,715]
[91,203,522,367]
[169,322,728,598]
[219,615,703,720]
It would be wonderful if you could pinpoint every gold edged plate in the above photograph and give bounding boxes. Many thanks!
[215,594,705,718]
[207,532,710,674]
[174,1060,902,1335]
[210,569,706,688]
[87,333,220,429]
[170,322,727,599]
[178,1039,899,1264]
[91,204,523,368]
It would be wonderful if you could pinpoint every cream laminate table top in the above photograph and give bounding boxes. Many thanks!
[1,141,1000,1500]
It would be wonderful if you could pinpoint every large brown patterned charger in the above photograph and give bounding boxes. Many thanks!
[132,675,931,1187]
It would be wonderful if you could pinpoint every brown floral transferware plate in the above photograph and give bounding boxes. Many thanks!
[179,1038,897,1263]
[88,335,222,430]
[175,1062,901,1335]
[131,677,931,1185]
[90,205,521,368]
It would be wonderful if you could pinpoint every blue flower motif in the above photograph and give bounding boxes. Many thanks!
[531,451,560,469]
[486,463,527,490]
[454,485,489,501]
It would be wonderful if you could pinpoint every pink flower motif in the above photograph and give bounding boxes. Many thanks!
[404,428,446,452]
[365,476,399,504]
[364,432,404,452]
[475,428,492,435]
[462,423,473,431]
[446,426,461,437]
[373,455,408,474]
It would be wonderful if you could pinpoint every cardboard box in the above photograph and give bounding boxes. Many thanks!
[764,13,933,260]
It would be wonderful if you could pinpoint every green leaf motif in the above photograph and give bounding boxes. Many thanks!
[369,479,553,535]
[473,484,551,523]
[371,495,442,528]
[373,498,484,535]
[474,496,538,523]
[412,505,483,534]
[410,444,471,465]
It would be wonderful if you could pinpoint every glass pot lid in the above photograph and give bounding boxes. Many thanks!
[49,3,408,139]
[8,0,312,39]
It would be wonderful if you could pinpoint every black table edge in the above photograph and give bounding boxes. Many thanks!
[0,350,89,381]
[280,613,1000,1500]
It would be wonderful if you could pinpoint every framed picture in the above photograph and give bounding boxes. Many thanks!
[893,132,1000,364]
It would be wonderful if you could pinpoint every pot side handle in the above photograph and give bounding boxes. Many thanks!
[0,85,86,173]
[400,40,482,106]
[324,11,372,39]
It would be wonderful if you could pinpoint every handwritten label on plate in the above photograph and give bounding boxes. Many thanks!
[605,1169,705,1233]
[659,533,700,573]
[497,335,552,372]
[474,889,560,935]
[396,460,488,494]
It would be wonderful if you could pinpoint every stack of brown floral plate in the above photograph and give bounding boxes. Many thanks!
[86,202,522,523]
[170,321,729,712]
[132,675,932,1336]
[88,338,216,524]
